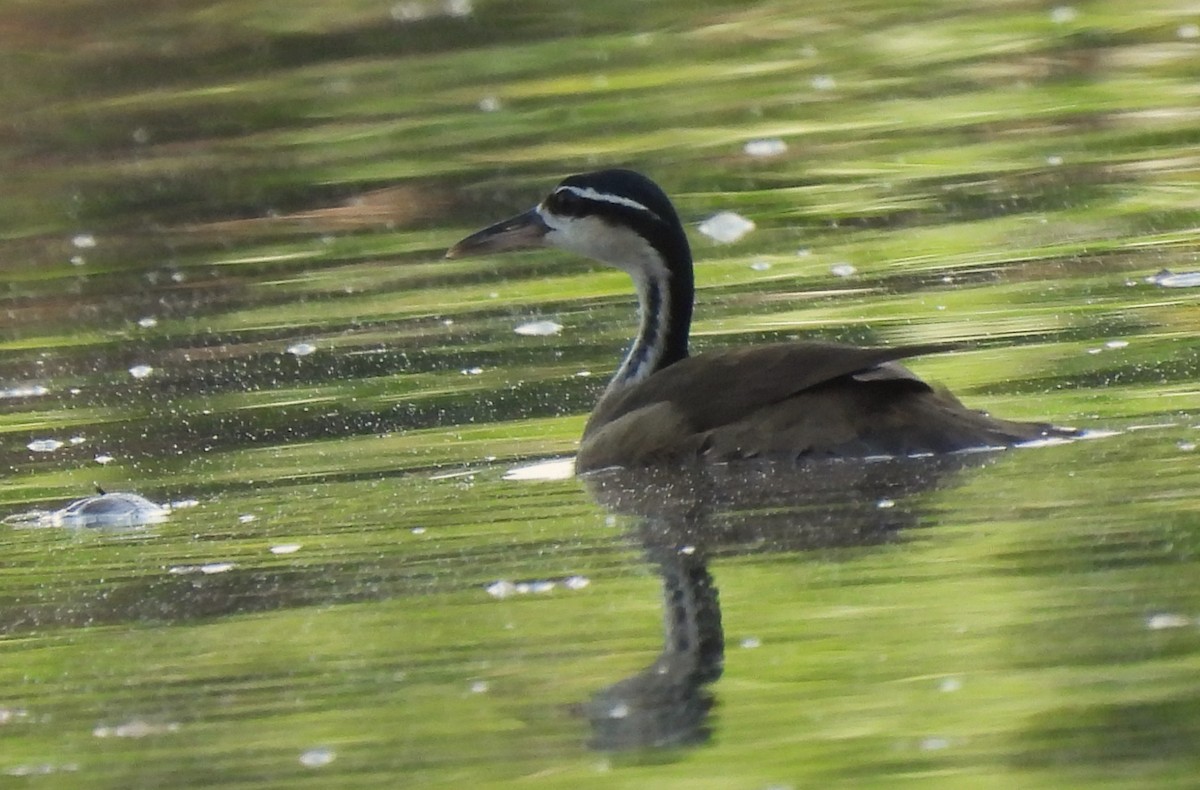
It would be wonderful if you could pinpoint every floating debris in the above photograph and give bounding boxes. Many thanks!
[27,438,64,453]
[286,342,317,357]
[299,746,336,769]
[698,211,755,243]
[1146,613,1190,630]
[514,319,563,337]
[743,138,787,158]
[2,383,49,399]
[938,677,962,693]
[830,262,857,278]
[3,492,170,529]
[486,580,518,599]
[168,562,235,575]
[1050,5,1077,23]
[129,364,154,379]
[1146,269,1200,288]
[270,543,302,555]
[486,574,590,598]
[93,719,180,739]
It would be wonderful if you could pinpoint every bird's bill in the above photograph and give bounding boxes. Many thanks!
[445,208,549,259]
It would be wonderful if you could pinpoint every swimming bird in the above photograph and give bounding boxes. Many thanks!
[446,169,1076,472]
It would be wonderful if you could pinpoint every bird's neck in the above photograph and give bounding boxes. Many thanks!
[608,249,694,395]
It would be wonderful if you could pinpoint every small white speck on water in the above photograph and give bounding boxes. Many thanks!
[876,498,895,509]
[411,527,427,535]
[1105,339,1129,349]
[478,95,501,112]
[238,514,256,524]
[1146,613,1190,630]
[1178,23,1199,39]
[129,364,154,379]
[741,637,762,649]
[469,680,489,694]
[679,544,696,555]
[1,383,49,399]
[1086,348,1103,355]
[70,255,86,266]
[939,677,962,693]
[1046,154,1064,166]
[750,259,772,272]
[95,454,116,465]
[299,746,336,768]
[514,320,562,337]
[743,138,788,158]
[563,575,590,590]
[830,262,856,278]
[920,737,951,751]
[270,543,302,555]
[200,562,235,575]
[486,580,516,599]
[137,317,158,329]
[607,703,630,719]
[1050,5,1077,23]
[71,233,97,249]
[698,211,755,243]
[68,436,86,445]
[27,439,64,453]
[575,370,592,377]
[442,318,454,326]
[1178,441,1197,452]
[461,366,483,375]
[287,342,317,357]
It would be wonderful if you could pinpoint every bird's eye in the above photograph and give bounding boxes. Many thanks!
[547,189,582,215]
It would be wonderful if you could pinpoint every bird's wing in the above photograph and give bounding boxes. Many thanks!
[585,341,952,437]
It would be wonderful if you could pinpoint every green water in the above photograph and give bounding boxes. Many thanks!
[3,1,1200,787]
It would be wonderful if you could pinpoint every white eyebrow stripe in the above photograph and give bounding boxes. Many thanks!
[555,185,657,217]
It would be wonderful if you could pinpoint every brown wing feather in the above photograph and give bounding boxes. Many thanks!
[576,342,1076,471]
[584,341,949,438]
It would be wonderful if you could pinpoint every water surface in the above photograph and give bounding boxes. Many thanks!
[2,1,1200,787]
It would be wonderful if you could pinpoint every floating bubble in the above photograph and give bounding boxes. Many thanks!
[1,383,49,399]
[743,138,787,158]
[698,211,755,243]
[514,320,562,337]
[299,746,336,768]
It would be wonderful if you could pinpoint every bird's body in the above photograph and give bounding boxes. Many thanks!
[447,169,1076,472]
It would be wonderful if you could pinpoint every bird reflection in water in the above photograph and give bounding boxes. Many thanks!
[574,452,999,751]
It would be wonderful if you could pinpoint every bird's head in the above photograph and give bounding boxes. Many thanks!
[446,169,691,280]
